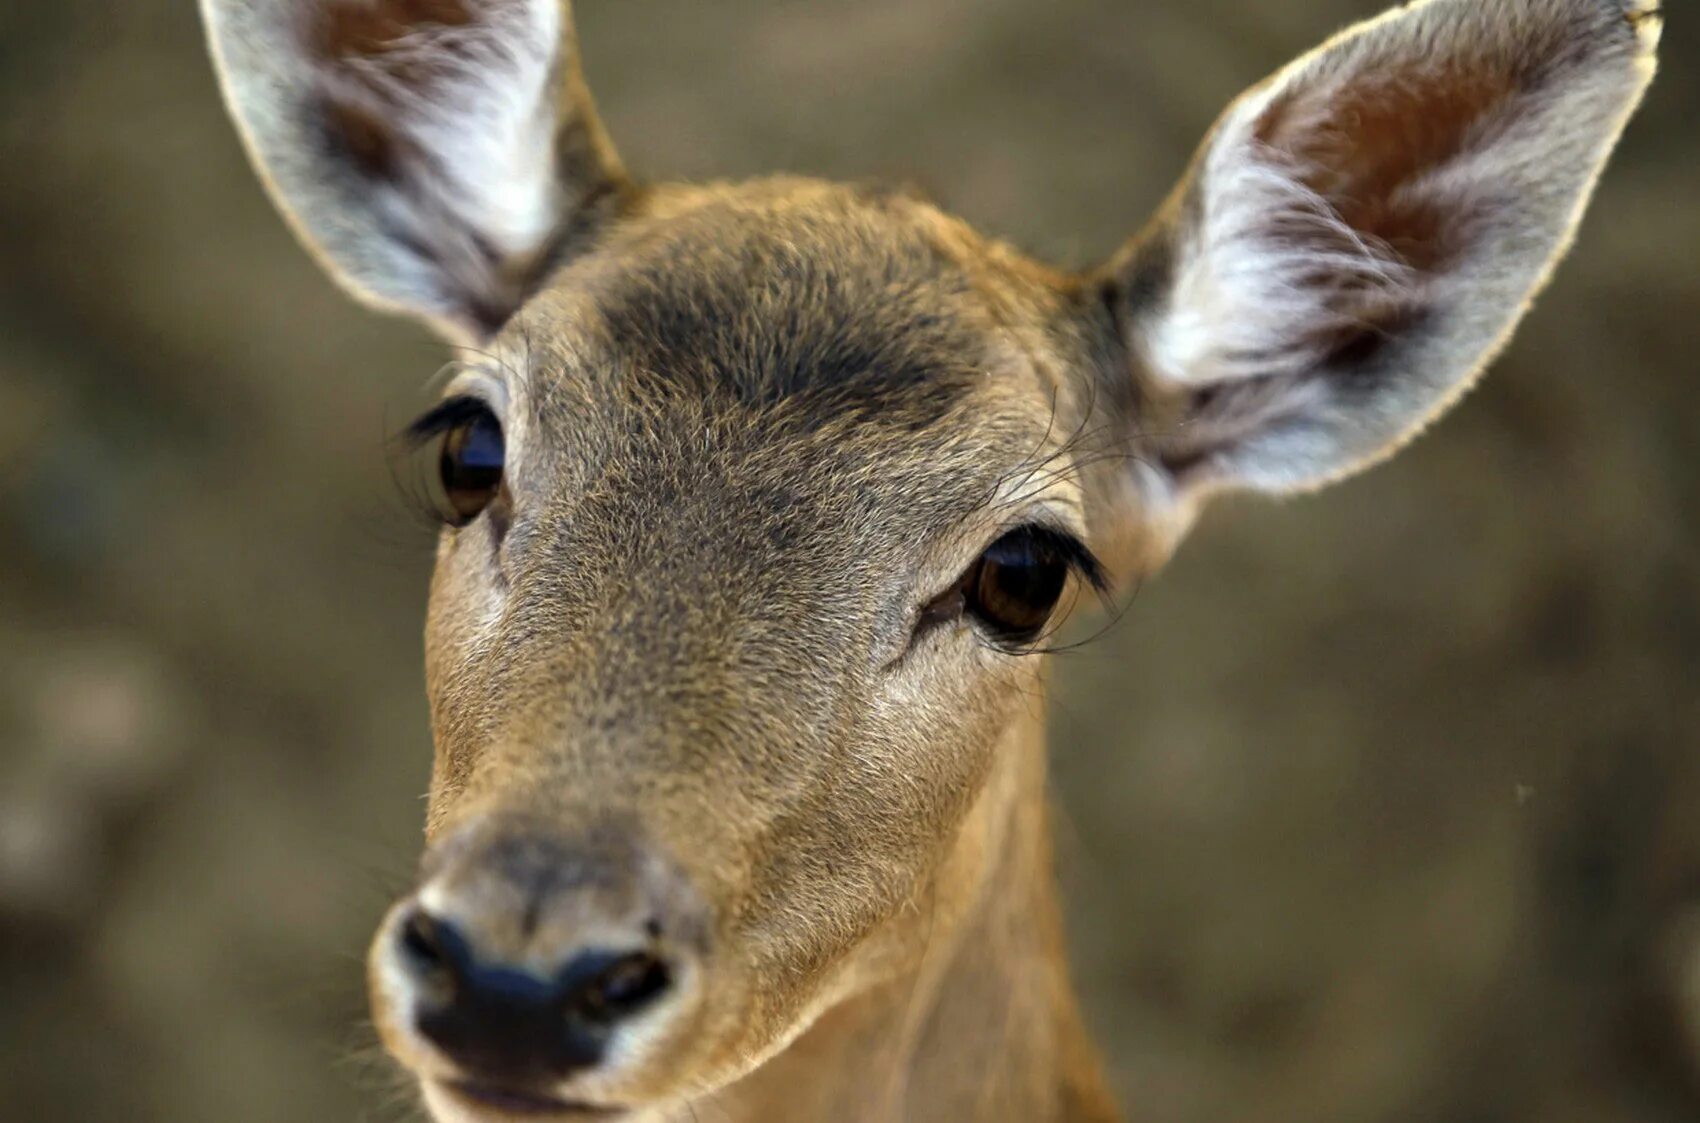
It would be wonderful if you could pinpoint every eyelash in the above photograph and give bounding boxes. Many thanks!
[403,395,495,446]
[1019,525,1109,592]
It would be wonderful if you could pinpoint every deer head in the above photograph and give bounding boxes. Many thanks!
[201,0,1657,1119]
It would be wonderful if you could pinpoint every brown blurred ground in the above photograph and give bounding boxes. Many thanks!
[1,1,1697,1120]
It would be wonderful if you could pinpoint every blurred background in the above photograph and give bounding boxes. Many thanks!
[2,1,1696,1120]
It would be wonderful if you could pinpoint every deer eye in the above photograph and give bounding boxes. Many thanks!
[911,525,1106,654]
[961,526,1081,646]
[404,396,506,526]
[439,406,504,524]
[966,528,1068,643]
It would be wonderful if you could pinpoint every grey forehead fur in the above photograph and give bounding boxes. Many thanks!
[531,182,1000,427]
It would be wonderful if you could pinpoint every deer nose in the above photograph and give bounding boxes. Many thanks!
[393,905,675,1084]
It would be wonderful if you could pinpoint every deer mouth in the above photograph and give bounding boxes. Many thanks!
[439,1079,626,1118]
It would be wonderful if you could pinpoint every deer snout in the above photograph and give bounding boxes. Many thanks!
[396,907,673,1081]
[370,819,709,1109]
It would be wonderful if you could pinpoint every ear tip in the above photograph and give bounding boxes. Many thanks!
[1542,0,1663,59]
[1620,0,1664,55]
[1618,0,1661,31]
[1367,0,1664,69]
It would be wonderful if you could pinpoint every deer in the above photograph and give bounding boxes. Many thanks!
[199,0,1659,1119]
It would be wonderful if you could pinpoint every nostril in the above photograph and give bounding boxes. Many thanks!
[397,908,460,986]
[401,910,442,963]
[572,952,672,1027]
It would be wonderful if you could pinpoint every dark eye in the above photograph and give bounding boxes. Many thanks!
[407,398,505,525]
[440,407,504,524]
[962,526,1075,645]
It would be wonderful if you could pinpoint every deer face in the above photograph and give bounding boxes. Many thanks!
[201,0,1656,1117]
[386,182,1117,1113]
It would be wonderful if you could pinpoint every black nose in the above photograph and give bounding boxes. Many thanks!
[397,908,673,1083]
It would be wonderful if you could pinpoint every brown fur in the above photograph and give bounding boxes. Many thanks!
[199,0,1659,1119]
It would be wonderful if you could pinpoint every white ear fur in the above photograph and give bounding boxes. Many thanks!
[328,2,566,261]
[1143,93,1418,390]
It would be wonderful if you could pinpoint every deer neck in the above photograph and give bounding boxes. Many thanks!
[693,691,1121,1123]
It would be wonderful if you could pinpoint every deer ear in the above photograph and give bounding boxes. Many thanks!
[1099,0,1658,514]
[201,0,626,342]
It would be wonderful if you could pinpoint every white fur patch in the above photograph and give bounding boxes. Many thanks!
[1141,91,1418,387]
[330,1,564,259]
